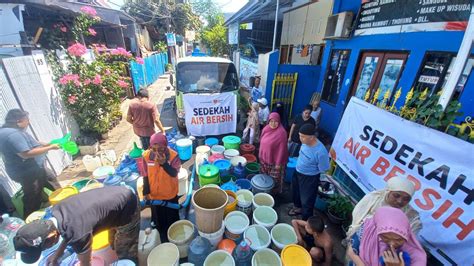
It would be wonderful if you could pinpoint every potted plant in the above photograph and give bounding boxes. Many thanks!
[326,194,354,225]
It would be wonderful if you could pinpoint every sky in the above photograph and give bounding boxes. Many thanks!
[107,0,248,13]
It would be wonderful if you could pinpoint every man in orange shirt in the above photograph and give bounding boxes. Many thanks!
[142,133,181,243]
[127,89,165,150]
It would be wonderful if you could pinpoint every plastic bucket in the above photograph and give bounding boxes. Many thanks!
[168,220,195,258]
[246,163,260,176]
[123,173,139,193]
[224,190,237,216]
[205,138,219,146]
[209,153,225,163]
[225,211,249,235]
[252,193,275,210]
[270,224,298,251]
[92,230,110,251]
[104,175,122,186]
[72,178,92,191]
[93,166,115,182]
[285,157,297,183]
[280,244,312,266]
[236,189,253,215]
[198,222,225,249]
[230,156,247,167]
[176,139,193,160]
[192,187,228,234]
[49,186,78,205]
[80,179,104,192]
[211,145,225,155]
[25,209,45,224]
[242,154,257,164]
[240,143,256,155]
[213,159,232,178]
[252,248,282,266]
[178,168,189,196]
[236,179,252,190]
[253,206,278,231]
[196,145,211,156]
[147,243,180,266]
[223,149,239,160]
[204,250,235,266]
[222,136,241,150]
[244,225,271,251]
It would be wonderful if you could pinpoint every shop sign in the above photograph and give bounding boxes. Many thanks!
[183,92,237,136]
[418,75,440,84]
[355,0,471,36]
[166,33,176,46]
[331,97,473,265]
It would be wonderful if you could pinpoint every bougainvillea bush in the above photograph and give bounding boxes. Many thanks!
[49,7,142,135]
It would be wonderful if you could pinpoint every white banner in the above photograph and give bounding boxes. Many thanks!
[331,97,474,265]
[183,92,237,136]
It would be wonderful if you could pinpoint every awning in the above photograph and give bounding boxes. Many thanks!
[224,0,295,26]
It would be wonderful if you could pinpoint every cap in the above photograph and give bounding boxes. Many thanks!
[257,98,268,106]
[299,124,316,136]
[13,220,55,264]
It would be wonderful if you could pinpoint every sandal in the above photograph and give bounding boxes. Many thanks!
[288,208,302,216]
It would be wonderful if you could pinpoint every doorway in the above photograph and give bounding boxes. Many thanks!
[350,52,408,103]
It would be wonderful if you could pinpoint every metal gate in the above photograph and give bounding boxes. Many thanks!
[270,73,298,119]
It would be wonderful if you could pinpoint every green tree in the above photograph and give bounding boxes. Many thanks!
[200,14,228,56]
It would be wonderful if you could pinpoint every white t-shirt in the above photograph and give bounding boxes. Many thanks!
[258,106,270,125]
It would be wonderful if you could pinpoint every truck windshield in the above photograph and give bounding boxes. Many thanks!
[176,62,239,93]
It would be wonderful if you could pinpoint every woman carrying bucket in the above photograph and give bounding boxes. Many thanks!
[258,113,288,194]
[142,133,181,243]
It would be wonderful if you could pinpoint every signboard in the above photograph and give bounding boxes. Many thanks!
[183,92,237,136]
[228,23,239,45]
[239,57,258,88]
[355,0,471,36]
[331,97,473,265]
[166,33,176,46]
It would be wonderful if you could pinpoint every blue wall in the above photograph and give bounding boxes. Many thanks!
[312,1,474,136]
[130,52,168,92]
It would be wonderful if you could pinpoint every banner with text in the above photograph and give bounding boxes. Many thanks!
[331,97,473,265]
[183,92,237,136]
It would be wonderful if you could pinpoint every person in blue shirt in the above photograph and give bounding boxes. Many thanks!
[250,76,264,103]
[288,124,329,220]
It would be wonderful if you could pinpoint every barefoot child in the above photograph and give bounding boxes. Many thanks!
[292,216,333,266]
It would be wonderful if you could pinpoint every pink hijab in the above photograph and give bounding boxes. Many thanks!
[259,112,288,166]
[359,207,426,266]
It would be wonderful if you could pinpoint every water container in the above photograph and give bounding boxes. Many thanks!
[242,154,257,164]
[49,186,78,205]
[196,145,211,156]
[224,211,249,242]
[188,236,212,266]
[138,228,160,266]
[123,173,139,193]
[222,136,241,150]
[245,163,260,176]
[208,153,225,163]
[204,250,235,266]
[213,159,232,178]
[218,239,237,254]
[232,240,253,266]
[104,175,123,187]
[250,174,275,194]
[235,189,253,216]
[99,150,117,166]
[168,220,195,258]
[195,152,209,174]
[233,162,246,180]
[285,158,297,183]
[93,166,116,182]
[244,225,271,251]
[205,138,219,147]
[198,222,225,249]
[239,144,255,155]
[147,243,180,266]
[211,145,225,155]
[192,187,228,234]
[230,156,247,167]
[176,139,193,160]
[252,193,275,210]
[224,149,239,160]
[177,168,189,196]
[235,179,252,190]
[83,155,102,172]
[252,206,278,231]
[280,244,312,266]
[224,190,238,217]
[198,164,220,187]
[252,248,282,266]
[270,224,297,252]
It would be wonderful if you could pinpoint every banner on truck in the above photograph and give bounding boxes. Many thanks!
[331,97,473,265]
[183,92,237,136]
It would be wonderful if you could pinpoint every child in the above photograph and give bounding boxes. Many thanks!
[310,100,322,130]
[292,216,333,266]
[257,98,270,130]
[243,102,260,145]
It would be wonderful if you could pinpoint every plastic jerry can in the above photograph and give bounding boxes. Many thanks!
[138,228,160,266]
[83,155,102,172]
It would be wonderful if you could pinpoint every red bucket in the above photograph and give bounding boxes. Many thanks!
[240,144,255,155]
[209,153,225,163]
[242,154,257,163]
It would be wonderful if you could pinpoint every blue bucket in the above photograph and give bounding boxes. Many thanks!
[104,175,122,186]
[285,157,297,183]
[123,173,139,193]
[205,137,219,146]
[213,159,232,178]
[176,139,193,160]
[235,179,252,190]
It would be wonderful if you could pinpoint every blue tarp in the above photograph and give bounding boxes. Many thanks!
[130,52,168,93]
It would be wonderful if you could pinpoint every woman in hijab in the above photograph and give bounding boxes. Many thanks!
[347,206,427,266]
[347,175,422,238]
[259,112,288,194]
[142,133,181,243]
[243,102,260,145]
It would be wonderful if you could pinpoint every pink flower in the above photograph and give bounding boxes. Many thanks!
[105,69,111,75]
[135,57,144,64]
[110,47,132,58]
[80,6,97,17]
[67,43,87,57]
[60,26,67,33]
[117,80,129,88]
[93,74,102,85]
[88,28,97,36]
[84,78,91,85]
[68,95,78,104]
[59,74,80,85]
[73,80,81,87]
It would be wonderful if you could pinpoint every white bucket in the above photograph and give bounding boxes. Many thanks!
[252,248,282,266]
[230,156,247,167]
[99,150,117,166]
[204,250,235,266]
[147,242,179,266]
[270,223,298,250]
[194,152,208,174]
[252,193,275,210]
[196,145,211,156]
[83,155,102,172]
[92,166,115,181]
[223,149,239,159]
[168,220,195,258]
[225,211,249,235]
[235,189,254,208]
[252,206,278,231]
[178,168,189,196]
[211,145,225,155]
[198,222,225,249]
[244,225,271,251]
